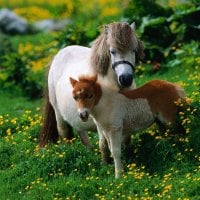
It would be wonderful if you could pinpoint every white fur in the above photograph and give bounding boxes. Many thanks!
[48,45,136,148]
[89,87,154,178]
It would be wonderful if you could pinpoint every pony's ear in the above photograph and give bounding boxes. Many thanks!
[69,77,78,88]
[104,25,109,35]
[130,22,135,31]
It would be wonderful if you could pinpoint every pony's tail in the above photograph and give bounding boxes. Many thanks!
[39,87,59,148]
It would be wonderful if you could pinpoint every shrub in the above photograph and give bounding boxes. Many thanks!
[124,1,200,63]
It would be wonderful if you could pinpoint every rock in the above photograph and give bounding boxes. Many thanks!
[0,8,29,34]
[33,19,71,32]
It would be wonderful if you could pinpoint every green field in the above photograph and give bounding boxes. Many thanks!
[0,1,200,199]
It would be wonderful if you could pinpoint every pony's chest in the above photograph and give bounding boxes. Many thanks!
[123,98,154,133]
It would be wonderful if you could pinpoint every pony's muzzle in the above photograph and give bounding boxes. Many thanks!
[78,109,89,122]
[113,62,134,88]
[119,74,133,88]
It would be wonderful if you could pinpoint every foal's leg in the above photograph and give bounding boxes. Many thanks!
[107,128,122,178]
[77,131,93,149]
[155,118,167,134]
[97,126,111,164]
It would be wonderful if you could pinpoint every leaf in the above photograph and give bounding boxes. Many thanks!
[167,59,182,68]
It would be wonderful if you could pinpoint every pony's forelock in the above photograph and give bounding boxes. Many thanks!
[108,22,135,52]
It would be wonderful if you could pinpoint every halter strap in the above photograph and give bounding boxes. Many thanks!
[112,60,136,72]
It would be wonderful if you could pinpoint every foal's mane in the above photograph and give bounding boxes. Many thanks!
[78,75,97,84]
[90,22,144,76]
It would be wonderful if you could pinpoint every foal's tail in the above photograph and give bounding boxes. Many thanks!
[39,87,59,148]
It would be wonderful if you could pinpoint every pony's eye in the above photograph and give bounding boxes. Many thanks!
[110,50,116,55]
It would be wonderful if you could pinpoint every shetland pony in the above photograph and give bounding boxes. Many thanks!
[39,22,144,148]
[70,76,185,178]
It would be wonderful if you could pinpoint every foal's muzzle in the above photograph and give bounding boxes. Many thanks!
[78,109,89,122]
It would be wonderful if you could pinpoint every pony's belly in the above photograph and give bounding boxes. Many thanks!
[57,95,97,131]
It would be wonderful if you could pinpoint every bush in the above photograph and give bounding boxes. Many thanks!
[124,1,200,63]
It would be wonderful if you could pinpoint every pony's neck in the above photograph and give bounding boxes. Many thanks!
[97,67,119,92]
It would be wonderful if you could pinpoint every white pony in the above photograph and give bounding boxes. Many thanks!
[39,22,144,148]
[70,76,185,178]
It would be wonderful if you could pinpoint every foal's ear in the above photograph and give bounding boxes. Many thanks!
[91,75,97,83]
[69,77,78,87]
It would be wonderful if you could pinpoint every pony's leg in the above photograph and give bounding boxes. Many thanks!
[55,110,93,148]
[77,131,93,149]
[54,111,74,140]
[107,128,122,178]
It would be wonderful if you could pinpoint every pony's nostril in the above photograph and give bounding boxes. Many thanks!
[119,74,133,87]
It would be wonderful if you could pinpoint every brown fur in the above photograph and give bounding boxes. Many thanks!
[120,80,185,123]
[39,87,59,148]
[70,76,102,108]
[90,22,144,75]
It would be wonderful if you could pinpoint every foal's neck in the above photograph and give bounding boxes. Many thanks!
[93,82,102,106]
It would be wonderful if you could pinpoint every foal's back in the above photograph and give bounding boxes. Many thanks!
[120,80,185,123]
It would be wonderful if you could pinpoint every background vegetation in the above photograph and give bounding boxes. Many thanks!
[0,0,199,199]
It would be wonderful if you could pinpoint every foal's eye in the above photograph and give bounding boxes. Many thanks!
[73,96,78,101]
[87,94,93,99]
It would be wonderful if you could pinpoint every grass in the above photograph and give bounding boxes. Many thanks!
[0,90,41,117]
[1,0,199,199]
[0,58,200,199]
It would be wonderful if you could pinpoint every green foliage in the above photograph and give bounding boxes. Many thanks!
[0,1,200,198]
[0,33,55,98]
[166,41,199,68]
[56,23,98,49]
[0,50,44,98]
[124,1,200,62]
[124,0,172,24]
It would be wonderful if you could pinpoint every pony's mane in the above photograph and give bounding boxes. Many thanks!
[90,22,144,76]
